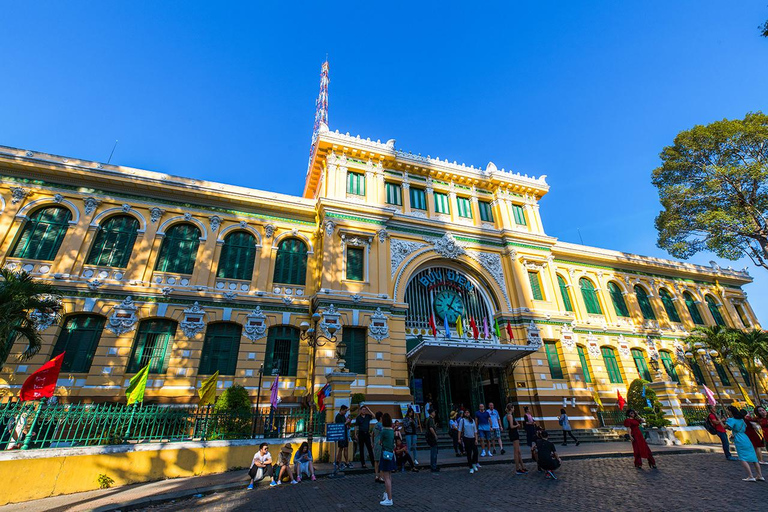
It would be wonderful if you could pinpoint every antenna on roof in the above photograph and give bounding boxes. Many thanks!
[577,228,584,245]
[107,140,119,164]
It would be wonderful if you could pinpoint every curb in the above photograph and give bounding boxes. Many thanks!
[92,446,718,512]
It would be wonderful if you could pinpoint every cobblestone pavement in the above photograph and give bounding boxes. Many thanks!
[140,453,767,512]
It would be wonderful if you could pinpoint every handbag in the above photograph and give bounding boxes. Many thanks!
[382,450,394,461]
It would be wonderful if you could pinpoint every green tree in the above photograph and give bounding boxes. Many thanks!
[0,269,62,369]
[686,325,744,399]
[730,328,768,402]
[651,112,768,271]
[627,379,670,428]
[212,384,252,438]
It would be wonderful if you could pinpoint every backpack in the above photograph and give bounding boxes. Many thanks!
[502,414,509,430]
[704,415,718,435]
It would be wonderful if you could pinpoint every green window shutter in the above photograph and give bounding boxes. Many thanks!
[577,345,592,383]
[634,286,656,320]
[343,327,367,375]
[659,289,681,323]
[86,215,139,268]
[347,172,365,196]
[734,304,750,327]
[545,341,564,379]
[684,293,704,325]
[528,271,544,300]
[434,192,450,214]
[478,201,493,222]
[273,238,308,285]
[579,278,603,315]
[52,314,106,373]
[601,347,623,383]
[128,319,176,374]
[155,223,201,274]
[457,197,472,218]
[714,361,731,386]
[10,206,72,261]
[705,296,726,326]
[737,359,751,387]
[217,231,257,280]
[659,351,679,383]
[557,275,573,312]
[608,282,629,317]
[385,182,402,206]
[410,188,426,210]
[199,322,241,376]
[691,361,705,385]
[631,348,651,381]
[511,204,527,225]
[266,326,300,376]
[346,247,364,281]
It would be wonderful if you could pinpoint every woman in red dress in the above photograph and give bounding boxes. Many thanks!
[624,409,656,469]
[745,405,767,464]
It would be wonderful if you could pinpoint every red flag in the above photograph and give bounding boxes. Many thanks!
[429,314,437,336]
[617,390,626,410]
[506,321,514,340]
[316,383,330,412]
[470,317,479,340]
[21,353,65,401]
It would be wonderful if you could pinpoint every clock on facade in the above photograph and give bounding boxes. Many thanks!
[433,289,464,323]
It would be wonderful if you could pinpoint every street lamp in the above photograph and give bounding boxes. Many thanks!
[299,304,341,446]
[335,341,348,371]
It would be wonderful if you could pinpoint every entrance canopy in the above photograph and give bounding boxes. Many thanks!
[406,337,535,367]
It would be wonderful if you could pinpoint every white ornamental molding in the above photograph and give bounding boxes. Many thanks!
[341,233,373,248]
[585,332,600,357]
[319,303,342,338]
[106,296,139,336]
[424,233,465,259]
[53,194,64,203]
[209,215,223,233]
[243,306,268,341]
[377,228,389,243]
[180,302,206,337]
[324,220,335,237]
[83,197,101,215]
[466,250,511,309]
[10,187,29,204]
[390,238,429,278]
[369,307,389,342]
[183,212,193,221]
[149,207,164,223]
[526,321,542,349]
[560,323,575,351]
[617,335,630,358]
[30,309,58,332]
[264,224,276,239]
[646,336,659,356]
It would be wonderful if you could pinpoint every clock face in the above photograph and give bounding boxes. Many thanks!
[433,290,464,323]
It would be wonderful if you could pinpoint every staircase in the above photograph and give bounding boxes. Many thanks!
[413,428,626,452]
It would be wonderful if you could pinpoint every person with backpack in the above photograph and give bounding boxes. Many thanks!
[505,403,526,475]
[558,408,580,446]
[707,405,736,460]
[725,406,764,482]
[459,409,480,473]
[532,430,561,479]
[449,411,463,457]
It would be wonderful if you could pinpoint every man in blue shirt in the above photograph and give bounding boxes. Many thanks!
[487,402,505,455]
[475,403,491,457]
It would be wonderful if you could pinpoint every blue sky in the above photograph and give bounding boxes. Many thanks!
[1,2,767,323]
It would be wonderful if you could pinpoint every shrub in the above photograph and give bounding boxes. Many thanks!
[212,385,252,438]
[98,474,115,489]
[626,379,670,429]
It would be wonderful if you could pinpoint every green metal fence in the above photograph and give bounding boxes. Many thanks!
[680,406,709,426]
[0,401,325,450]
[597,409,626,427]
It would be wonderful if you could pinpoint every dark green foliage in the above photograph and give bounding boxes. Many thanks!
[627,379,670,429]
[213,384,252,438]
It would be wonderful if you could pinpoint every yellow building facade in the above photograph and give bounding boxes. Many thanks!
[0,91,763,428]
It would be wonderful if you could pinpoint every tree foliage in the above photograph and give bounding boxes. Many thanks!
[0,269,62,369]
[213,384,252,438]
[652,112,768,271]
[627,379,670,428]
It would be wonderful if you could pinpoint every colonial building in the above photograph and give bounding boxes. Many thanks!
[0,63,762,427]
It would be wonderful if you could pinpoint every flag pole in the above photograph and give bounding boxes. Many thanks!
[21,397,46,450]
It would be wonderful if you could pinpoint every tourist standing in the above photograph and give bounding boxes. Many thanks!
[378,413,397,506]
[623,409,656,469]
[356,405,375,469]
[558,408,580,446]
[475,403,492,456]
[505,404,526,475]
[449,411,463,456]
[293,441,316,482]
[707,405,736,460]
[403,407,419,465]
[523,406,537,450]
[247,442,274,489]
[459,409,480,473]
[743,408,765,464]
[426,408,439,472]
[748,406,768,465]
[334,405,351,470]
[373,411,384,483]
[487,402,505,455]
[532,430,561,479]
[725,405,764,482]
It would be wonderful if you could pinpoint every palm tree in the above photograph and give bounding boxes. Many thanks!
[731,329,768,403]
[0,269,62,368]
[686,325,740,402]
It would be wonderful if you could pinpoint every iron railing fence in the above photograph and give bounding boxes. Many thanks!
[0,401,325,450]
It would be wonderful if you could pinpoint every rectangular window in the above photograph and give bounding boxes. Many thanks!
[346,171,365,196]
[346,246,364,281]
[714,362,731,386]
[434,192,450,214]
[545,341,564,379]
[385,182,402,206]
[660,352,679,383]
[511,204,527,225]
[456,197,473,218]
[528,271,544,300]
[691,361,705,385]
[602,347,623,384]
[343,327,367,375]
[478,201,494,222]
[272,339,292,376]
[577,346,592,383]
[410,187,427,210]
[735,304,750,327]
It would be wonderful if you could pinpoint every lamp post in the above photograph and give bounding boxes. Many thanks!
[252,363,264,438]
[685,343,726,409]
[299,305,341,447]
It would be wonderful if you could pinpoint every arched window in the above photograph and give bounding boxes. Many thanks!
[273,238,308,286]
[690,360,705,385]
[545,341,564,379]
[128,319,177,374]
[86,215,139,268]
[601,346,623,384]
[199,322,242,376]
[631,348,651,381]
[52,314,106,373]
[557,275,573,312]
[659,350,679,383]
[155,223,201,274]
[705,295,726,326]
[579,278,602,315]
[265,326,300,376]
[576,345,592,383]
[217,231,257,280]
[10,206,72,261]
[634,285,656,321]
[659,289,681,323]
[607,282,629,317]
[683,292,704,325]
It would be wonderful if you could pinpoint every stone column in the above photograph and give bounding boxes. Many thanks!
[324,371,358,426]
[648,379,686,445]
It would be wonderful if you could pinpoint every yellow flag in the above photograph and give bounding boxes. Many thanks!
[456,315,464,337]
[126,364,150,405]
[737,383,754,407]
[198,371,219,406]
[592,391,603,410]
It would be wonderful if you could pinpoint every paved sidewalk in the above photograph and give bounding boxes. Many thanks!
[5,442,718,512]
